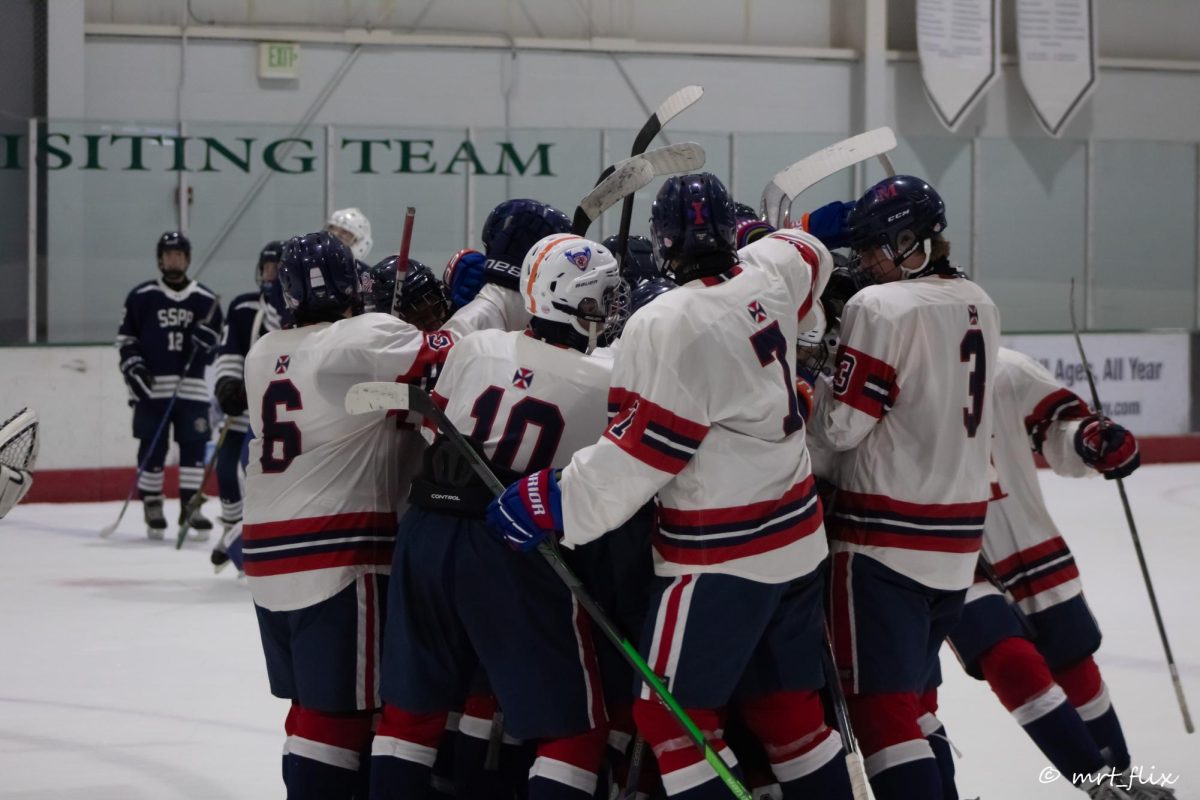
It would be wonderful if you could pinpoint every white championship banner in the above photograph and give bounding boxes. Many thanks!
[1001,332,1191,435]
[917,0,1001,131]
[1016,0,1097,136]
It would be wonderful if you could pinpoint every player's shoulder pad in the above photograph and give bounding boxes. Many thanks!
[996,346,1054,386]
[619,285,705,352]
[189,280,219,301]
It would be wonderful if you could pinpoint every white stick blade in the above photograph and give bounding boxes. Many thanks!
[345,382,412,414]
[655,84,703,124]
[642,142,706,176]
[580,158,655,221]
[762,127,898,226]
[99,522,118,538]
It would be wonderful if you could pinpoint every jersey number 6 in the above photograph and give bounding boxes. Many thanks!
[260,379,303,473]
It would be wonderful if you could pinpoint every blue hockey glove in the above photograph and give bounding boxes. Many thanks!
[801,200,856,249]
[480,256,522,292]
[486,468,564,552]
[191,321,221,353]
[443,249,488,309]
[121,357,155,402]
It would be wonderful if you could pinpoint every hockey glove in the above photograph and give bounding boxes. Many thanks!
[801,200,856,250]
[736,219,776,250]
[215,377,248,417]
[121,359,155,402]
[191,321,221,353]
[1074,415,1140,480]
[443,249,489,309]
[486,467,564,552]
[480,257,523,292]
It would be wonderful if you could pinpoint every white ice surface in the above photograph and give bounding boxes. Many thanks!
[1,466,1198,799]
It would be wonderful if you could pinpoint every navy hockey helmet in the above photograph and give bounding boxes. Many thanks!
[649,173,737,275]
[156,231,191,261]
[257,240,284,284]
[732,201,761,225]
[369,256,451,332]
[481,199,572,270]
[846,175,946,267]
[277,231,359,322]
[602,234,658,284]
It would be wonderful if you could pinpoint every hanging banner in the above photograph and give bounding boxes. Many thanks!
[917,0,1001,132]
[1016,0,1097,137]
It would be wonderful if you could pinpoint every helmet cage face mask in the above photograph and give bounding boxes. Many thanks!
[847,176,946,274]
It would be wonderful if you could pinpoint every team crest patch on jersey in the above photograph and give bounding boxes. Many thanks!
[747,300,767,324]
[968,304,979,325]
[512,368,534,389]
[425,332,452,350]
[563,246,592,270]
[275,355,290,374]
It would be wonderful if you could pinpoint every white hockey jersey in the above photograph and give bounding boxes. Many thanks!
[810,272,1001,591]
[560,230,834,584]
[242,313,457,612]
[977,347,1094,614]
[444,283,531,339]
[431,330,614,472]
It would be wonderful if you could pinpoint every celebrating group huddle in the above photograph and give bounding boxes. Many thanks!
[229,154,1167,800]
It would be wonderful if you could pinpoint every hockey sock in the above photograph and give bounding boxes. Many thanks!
[847,692,942,800]
[633,697,741,800]
[216,429,246,522]
[136,436,168,498]
[370,703,448,800]
[286,706,374,800]
[527,727,608,800]
[454,695,524,800]
[918,691,958,800]
[430,712,458,799]
[178,439,206,509]
[1053,656,1131,772]
[979,638,1108,777]
[740,690,853,800]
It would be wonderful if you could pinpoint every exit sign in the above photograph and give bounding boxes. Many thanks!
[258,42,300,79]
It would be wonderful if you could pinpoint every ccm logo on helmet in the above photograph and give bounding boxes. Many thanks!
[886,209,911,223]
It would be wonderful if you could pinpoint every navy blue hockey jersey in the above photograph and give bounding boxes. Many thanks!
[115,278,222,404]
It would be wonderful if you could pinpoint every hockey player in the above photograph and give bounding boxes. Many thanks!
[370,234,626,800]
[242,231,456,799]
[325,207,374,262]
[806,176,1001,800]
[0,408,37,519]
[116,231,222,540]
[488,173,854,800]
[212,242,283,540]
[442,198,573,333]
[360,255,451,334]
[946,348,1167,799]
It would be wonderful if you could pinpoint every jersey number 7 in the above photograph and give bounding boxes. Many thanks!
[750,321,804,435]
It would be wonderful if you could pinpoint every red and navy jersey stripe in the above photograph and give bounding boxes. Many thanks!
[243,511,396,577]
[603,387,709,475]
[654,475,823,565]
[1024,388,1090,452]
[764,231,823,322]
[830,345,899,420]
[397,330,456,393]
[829,490,985,554]
[991,536,1079,602]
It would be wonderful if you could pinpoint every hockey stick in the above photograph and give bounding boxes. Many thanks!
[601,142,707,187]
[173,414,234,549]
[619,734,648,800]
[760,128,898,228]
[1068,279,1194,734]
[389,207,416,318]
[571,157,657,236]
[345,382,752,800]
[820,635,874,800]
[101,297,222,538]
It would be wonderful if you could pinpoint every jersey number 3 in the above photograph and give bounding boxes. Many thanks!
[750,321,804,435]
[260,379,303,473]
[960,330,986,437]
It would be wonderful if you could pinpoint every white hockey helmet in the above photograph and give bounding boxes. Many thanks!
[521,234,621,342]
[325,207,373,262]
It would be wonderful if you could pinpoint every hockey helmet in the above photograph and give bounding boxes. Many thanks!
[481,199,572,271]
[367,256,450,331]
[277,231,360,322]
[521,234,620,350]
[649,173,738,272]
[846,175,946,269]
[601,234,658,284]
[157,231,191,262]
[257,240,284,285]
[325,207,374,262]
[732,201,761,225]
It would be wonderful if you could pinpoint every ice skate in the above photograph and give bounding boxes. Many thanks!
[143,495,167,540]
[180,506,213,542]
